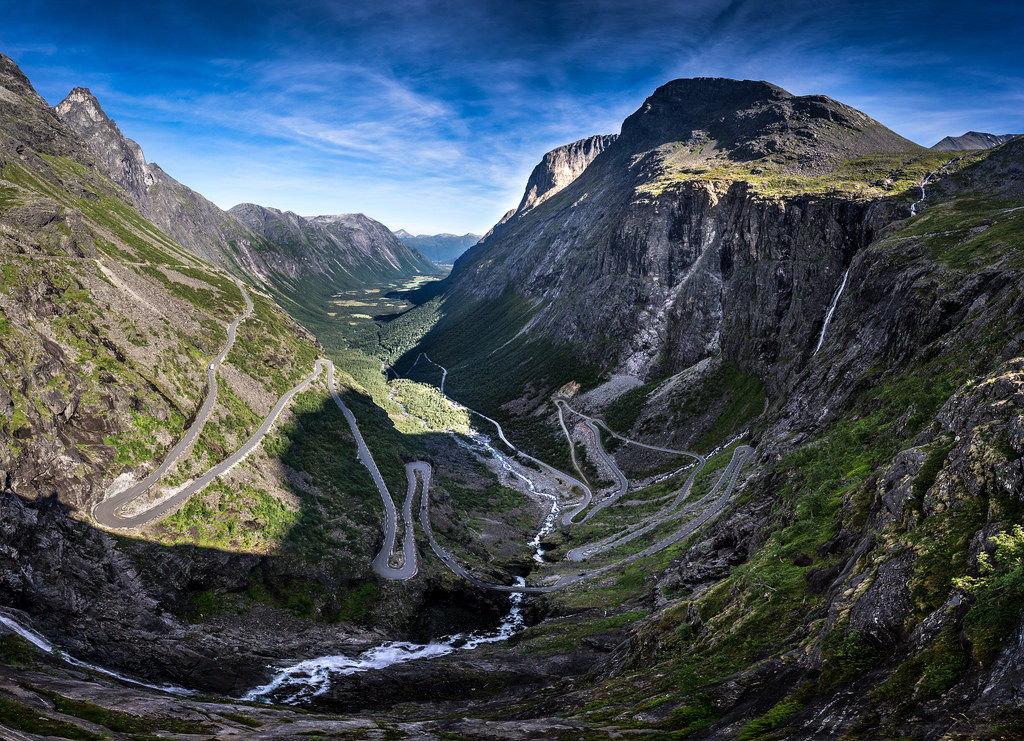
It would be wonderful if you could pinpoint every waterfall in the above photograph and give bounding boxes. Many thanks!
[813,268,851,355]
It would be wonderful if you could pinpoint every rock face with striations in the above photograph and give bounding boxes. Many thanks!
[515,134,618,216]
[445,78,921,384]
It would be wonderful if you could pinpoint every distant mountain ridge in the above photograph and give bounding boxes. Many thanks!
[54,86,437,308]
[391,230,481,264]
[931,131,1020,151]
[231,203,437,293]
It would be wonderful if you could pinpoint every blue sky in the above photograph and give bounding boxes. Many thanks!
[3,0,1022,234]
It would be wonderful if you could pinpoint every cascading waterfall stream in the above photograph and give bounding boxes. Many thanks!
[909,173,932,216]
[462,435,560,562]
[0,610,190,696]
[813,268,850,355]
[243,579,529,703]
[815,157,960,357]
[909,156,959,217]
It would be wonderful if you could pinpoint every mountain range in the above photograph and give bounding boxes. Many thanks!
[391,229,481,265]
[53,86,437,308]
[2,53,1024,741]
[932,130,1021,151]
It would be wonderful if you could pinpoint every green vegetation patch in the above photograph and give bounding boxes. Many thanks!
[604,378,662,434]
[873,627,968,704]
[31,686,213,736]
[640,148,982,201]
[0,634,39,666]
[666,360,766,452]
[522,610,649,653]
[880,196,1024,270]
[956,525,1024,663]
[391,379,470,430]
[0,696,102,741]
[156,481,297,552]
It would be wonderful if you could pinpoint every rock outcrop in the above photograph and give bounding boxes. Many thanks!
[515,134,618,216]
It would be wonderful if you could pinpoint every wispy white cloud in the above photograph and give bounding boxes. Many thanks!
[6,0,1022,232]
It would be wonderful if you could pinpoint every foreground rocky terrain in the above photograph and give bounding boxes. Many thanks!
[2,56,1024,740]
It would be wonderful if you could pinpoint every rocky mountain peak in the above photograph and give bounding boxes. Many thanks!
[617,76,919,167]
[0,54,88,161]
[618,77,788,143]
[931,131,1021,151]
[55,87,107,122]
[515,134,618,215]
[55,86,152,206]
[0,52,42,101]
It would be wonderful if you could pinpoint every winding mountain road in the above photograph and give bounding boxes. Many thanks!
[568,444,750,562]
[90,290,416,579]
[92,279,255,528]
[394,357,752,592]
[555,399,703,525]
[576,419,630,523]
[91,295,746,591]
[417,444,751,592]
[325,364,416,580]
[416,461,577,593]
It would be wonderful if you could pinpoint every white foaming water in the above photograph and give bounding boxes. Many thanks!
[813,268,850,356]
[244,577,527,704]
[909,175,930,216]
[0,610,190,695]
[909,158,957,217]
[468,434,559,562]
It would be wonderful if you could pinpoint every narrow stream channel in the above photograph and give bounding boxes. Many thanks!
[0,610,190,696]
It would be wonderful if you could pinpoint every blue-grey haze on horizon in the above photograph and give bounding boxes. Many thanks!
[2,0,1021,234]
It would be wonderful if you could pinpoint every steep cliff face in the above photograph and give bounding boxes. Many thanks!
[414,78,929,391]
[53,87,151,207]
[515,134,618,216]
[465,133,617,253]
[580,143,1024,737]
